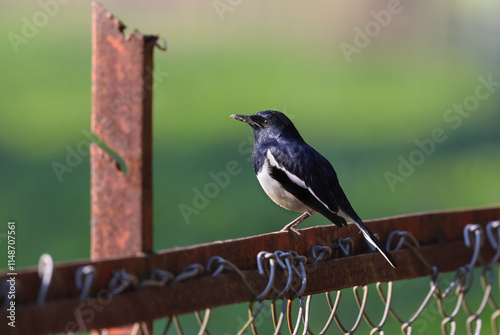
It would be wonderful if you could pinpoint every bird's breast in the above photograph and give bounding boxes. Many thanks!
[256,157,311,213]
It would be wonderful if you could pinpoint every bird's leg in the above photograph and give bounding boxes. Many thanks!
[280,211,313,242]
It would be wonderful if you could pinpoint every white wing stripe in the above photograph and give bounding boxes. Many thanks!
[266,150,337,214]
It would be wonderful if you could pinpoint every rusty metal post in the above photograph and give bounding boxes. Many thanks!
[90,2,158,333]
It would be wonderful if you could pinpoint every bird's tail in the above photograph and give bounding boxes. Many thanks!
[353,220,397,268]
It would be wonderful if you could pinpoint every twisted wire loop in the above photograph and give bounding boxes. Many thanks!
[37,253,54,306]
[109,269,139,296]
[275,251,296,298]
[140,269,174,288]
[337,238,354,257]
[75,265,97,301]
[288,251,308,298]
[311,245,332,263]
[172,263,205,284]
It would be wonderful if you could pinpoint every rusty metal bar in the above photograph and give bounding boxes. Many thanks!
[91,1,155,259]
[1,207,499,334]
[90,2,158,334]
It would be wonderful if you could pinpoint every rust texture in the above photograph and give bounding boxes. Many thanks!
[89,2,158,334]
[90,1,156,260]
[2,207,500,334]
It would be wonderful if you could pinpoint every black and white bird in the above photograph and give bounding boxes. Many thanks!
[230,110,397,268]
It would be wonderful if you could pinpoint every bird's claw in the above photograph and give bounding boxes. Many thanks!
[282,227,301,243]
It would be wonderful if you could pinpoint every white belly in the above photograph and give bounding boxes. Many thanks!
[256,159,312,213]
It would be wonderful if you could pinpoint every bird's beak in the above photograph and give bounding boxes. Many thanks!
[231,114,261,127]
[230,114,251,123]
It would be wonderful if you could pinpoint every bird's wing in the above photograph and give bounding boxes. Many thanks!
[269,145,397,268]
[268,145,347,227]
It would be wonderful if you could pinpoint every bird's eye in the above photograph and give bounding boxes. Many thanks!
[263,119,271,127]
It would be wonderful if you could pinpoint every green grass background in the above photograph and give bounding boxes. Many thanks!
[1,0,499,333]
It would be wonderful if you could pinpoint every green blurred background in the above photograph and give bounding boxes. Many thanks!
[1,0,499,333]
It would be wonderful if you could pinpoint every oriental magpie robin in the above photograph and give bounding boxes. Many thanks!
[230,110,397,268]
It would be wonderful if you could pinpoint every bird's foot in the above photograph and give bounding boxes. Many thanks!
[281,226,302,243]
[280,211,312,243]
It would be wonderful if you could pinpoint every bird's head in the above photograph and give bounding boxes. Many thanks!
[230,110,302,142]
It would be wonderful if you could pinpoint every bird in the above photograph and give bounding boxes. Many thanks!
[230,110,397,268]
